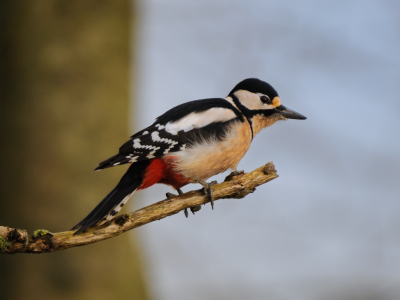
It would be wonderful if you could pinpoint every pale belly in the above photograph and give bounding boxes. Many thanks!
[170,121,252,181]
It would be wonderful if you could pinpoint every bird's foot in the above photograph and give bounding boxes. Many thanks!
[224,170,245,181]
[165,192,175,202]
[230,170,244,176]
[196,180,217,209]
[184,205,202,218]
[165,189,197,218]
[166,188,183,202]
[191,205,201,214]
[168,186,207,218]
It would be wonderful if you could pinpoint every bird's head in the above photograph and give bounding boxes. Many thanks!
[227,78,306,134]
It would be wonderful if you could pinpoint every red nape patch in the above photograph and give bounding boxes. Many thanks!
[139,157,191,190]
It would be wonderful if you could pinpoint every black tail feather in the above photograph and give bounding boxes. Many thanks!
[72,161,150,235]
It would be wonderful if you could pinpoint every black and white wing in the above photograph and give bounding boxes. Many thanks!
[95,98,244,171]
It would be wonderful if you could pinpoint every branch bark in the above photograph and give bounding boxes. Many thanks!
[1,162,278,254]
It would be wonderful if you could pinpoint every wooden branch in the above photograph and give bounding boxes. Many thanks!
[0,162,278,254]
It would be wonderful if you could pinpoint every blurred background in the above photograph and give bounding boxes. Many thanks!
[1,1,399,300]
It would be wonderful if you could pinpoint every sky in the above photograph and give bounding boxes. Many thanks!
[131,1,400,299]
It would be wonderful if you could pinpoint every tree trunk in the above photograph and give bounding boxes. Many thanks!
[0,1,150,299]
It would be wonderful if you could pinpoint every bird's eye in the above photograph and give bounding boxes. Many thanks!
[260,95,271,104]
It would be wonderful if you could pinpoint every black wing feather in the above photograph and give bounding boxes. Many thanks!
[155,98,243,124]
[95,98,244,171]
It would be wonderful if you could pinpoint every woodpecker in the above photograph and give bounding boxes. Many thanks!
[71,78,306,234]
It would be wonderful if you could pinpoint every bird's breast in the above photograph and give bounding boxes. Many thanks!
[169,121,252,181]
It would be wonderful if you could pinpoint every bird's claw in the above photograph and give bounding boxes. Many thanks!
[166,188,183,202]
[190,205,201,214]
[184,205,202,218]
[171,188,200,218]
[165,192,175,202]
[230,170,244,176]
[224,170,245,181]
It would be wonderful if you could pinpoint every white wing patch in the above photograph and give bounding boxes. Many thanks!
[151,131,179,154]
[133,138,161,159]
[133,138,141,148]
[126,154,139,163]
[165,107,236,135]
[151,131,161,142]
[133,138,160,152]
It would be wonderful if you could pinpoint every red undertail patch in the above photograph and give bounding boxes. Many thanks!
[139,157,191,190]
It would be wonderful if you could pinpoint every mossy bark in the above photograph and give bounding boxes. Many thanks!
[0,1,150,299]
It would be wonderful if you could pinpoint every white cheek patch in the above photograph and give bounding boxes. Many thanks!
[234,90,262,110]
[234,90,274,110]
[165,107,236,135]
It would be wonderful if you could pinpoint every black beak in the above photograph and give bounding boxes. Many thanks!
[276,105,307,120]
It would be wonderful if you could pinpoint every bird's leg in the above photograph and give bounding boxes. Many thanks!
[195,180,217,209]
